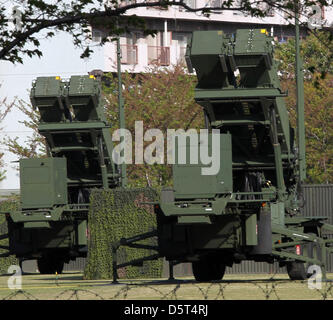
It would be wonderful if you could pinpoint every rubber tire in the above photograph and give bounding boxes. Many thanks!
[54,258,64,274]
[286,261,307,280]
[37,255,64,274]
[287,232,318,281]
[192,260,226,282]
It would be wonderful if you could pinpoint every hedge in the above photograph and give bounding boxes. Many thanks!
[0,198,19,274]
[83,187,163,280]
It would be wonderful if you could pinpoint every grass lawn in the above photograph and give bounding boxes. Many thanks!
[0,272,332,300]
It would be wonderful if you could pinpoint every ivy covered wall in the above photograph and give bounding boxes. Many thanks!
[0,199,18,274]
[84,188,163,280]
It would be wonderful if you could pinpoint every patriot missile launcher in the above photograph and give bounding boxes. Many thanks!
[112,29,333,282]
[2,75,120,274]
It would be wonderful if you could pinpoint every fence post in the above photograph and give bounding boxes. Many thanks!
[112,244,119,284]
[168,261,175,281]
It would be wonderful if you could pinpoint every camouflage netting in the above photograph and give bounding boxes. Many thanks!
[83,187,164,280]
[0,199,18,274]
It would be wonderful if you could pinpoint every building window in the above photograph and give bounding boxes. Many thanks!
[265,4,275,16]
[120,45,138,64]
[92,29,103,43]
[148,46,170,66]
[179,0,196,11]
[119,33,139,65]
[232,0,244,15]
[210,0,223,13]
[209,0,222,7]
[179,46,187,65]
[172,32,191,64]
[252,1,275,16]
[118,0,137,7]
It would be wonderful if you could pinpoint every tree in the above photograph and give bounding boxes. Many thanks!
[276,32,333,184]
[2,99,47,159]
[103,64,204,187]
[280,76,333,184]
[303,76,333,184]
[0,94,15,181]
[275,30,333,81]
[0,0,331,64]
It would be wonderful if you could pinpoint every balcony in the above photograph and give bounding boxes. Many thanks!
[120,44,138,65]
[148,46,170,66]
[109,43,191,72]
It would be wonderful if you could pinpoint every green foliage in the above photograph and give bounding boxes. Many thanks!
[84,188,163,280]
[0,95,14,180]
[300,75,332,184]
[103,64,204,188]
[275,30,333,80]
[0,198,19,274]
[0,149,6,182]
[275,33,333,184]
[303,76,333,184]
[3,100,47,159]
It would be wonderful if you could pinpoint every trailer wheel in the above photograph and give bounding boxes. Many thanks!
[192,260,225,282]
[54,258,64,274]
[287,232,319,281]
[37,255,64,274]
[286,261,307,280]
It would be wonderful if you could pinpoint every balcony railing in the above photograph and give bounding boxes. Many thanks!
[148,46,170,66]
[120,44,138,65]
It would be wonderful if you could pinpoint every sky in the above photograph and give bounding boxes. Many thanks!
[0,32,105,190]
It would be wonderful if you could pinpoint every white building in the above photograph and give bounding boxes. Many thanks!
[93,0,333,74]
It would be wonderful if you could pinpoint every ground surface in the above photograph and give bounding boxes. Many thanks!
[1,272,333,300]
